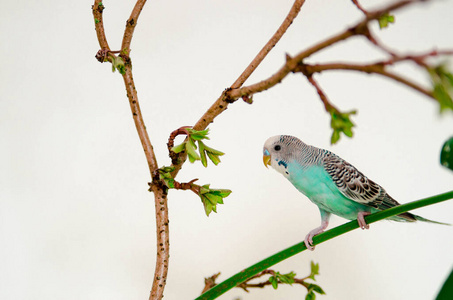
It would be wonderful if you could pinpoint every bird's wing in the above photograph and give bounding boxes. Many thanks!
[322,152,398,209]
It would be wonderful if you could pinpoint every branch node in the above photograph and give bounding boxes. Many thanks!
[223,88,236,103]
[285,53,293,62]
[92,2,105,14]
[95,48,110,62]
[242,94,253,104]
[201,273,221,294]
[294,62,314,77]
[167,126,191,165]
[350,22,370,37]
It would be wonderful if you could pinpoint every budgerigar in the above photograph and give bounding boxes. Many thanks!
[263,135,448,250]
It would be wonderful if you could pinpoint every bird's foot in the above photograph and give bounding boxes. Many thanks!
[304,227,325,251]
[357,211,371,230]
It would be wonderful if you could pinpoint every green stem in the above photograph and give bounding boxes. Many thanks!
[195,190,453,300]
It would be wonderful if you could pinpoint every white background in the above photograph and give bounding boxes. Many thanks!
[1,0,453,299]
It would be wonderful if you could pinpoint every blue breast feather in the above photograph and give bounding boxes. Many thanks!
[286,161,376,220]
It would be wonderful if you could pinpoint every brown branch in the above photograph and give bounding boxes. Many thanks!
[227,27,357,100]
[351,0,368,15]
[122,0,147,54]
[173,179,200,195]
[203,269,314,294]
[92,1,169,299]
[167,126,191,165]
[121,69,159,175]
[231,0,306,89]
[305,75,337,112]
[119,3,171,298]
[92,1,110,51]
[303,62,434,99]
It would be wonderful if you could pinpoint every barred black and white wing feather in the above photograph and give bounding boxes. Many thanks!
[322,152,416,221]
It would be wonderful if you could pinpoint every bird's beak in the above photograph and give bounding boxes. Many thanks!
[263,149,271,168]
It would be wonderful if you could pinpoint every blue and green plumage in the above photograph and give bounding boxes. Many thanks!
[263,135,448,250]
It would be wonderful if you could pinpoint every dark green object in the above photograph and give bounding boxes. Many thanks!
[195,191,453,300]
[436,267,453,300]
[441,137,453,171]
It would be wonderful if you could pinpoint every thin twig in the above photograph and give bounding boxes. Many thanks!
[304,62,434,99]
[204,269,314,294]
[173,179,200,195]
[92,1,110,51]
[167,126,191,165]
[122,0,147,54]
[306,75,337,112]
[351,0,368,15]
[201,273,221,294]
[231,0,306,89]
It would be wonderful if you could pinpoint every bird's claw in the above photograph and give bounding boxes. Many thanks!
[304,228,325,251]
[357,211,371,230]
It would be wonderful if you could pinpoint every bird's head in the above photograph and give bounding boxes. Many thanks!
[263,135,306,174]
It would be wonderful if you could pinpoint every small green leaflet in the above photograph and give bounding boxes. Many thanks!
[111,56,126,75]
[428,64,453,113]
[157,166,176,188]
[308,261,320,280]
[268,271,296,289]
[170,128,225,167]
[199,184,231,216]
[329,109,356,144]
[378,13,395,29]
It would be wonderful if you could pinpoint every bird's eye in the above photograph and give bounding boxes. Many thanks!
[274,145,281,151]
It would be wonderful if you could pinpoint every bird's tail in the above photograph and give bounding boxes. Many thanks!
[391,211,450,225]
[413,214,451,226]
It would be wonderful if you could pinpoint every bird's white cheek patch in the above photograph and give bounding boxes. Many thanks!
[272,159,290,178]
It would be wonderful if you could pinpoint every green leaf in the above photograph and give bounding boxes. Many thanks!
[187,128,210,141]
[378,13,395,29]
[175,127,225,166]
[269,276,278,289]
[428,64,453,113]
[111,56,126,75]
[201,195,213,216]
[95,18,100,24]
[278,271,295,285]
[157,166,176,189]
[440,136,453,171]
[330,130,340,145]
[186,139,200,163]
[202,144,225,156]
[207,152,222,165]
[305,291,316,300]
[198,185,231,216]
[209,189,232,198]
[307,283,326,295]
[199,184,211,194]
[204,193,223,205]
[329,109,356,144]
[171,142,186,153]
[310,261,319,279]
[198,141,208,167]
